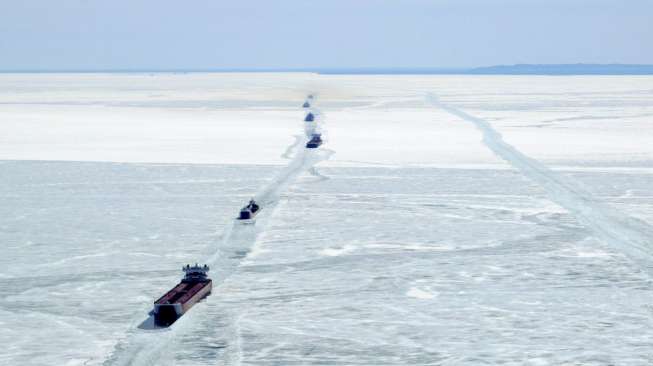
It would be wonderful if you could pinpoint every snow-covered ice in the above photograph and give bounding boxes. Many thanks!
[1,73,653,365]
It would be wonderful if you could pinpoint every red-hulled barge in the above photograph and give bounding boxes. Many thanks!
[153,264,212,326]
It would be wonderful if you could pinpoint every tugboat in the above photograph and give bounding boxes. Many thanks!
[238,199,260,220]
[306,133,323,148]
[153,264,212,327]
[304,112,315,122]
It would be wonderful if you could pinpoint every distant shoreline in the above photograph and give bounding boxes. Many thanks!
[2,64,653,75]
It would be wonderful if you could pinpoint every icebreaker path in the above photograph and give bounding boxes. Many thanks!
[428,93,653,273]
[103,104,330,366]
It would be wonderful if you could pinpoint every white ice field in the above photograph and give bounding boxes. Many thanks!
[1,73,653,365]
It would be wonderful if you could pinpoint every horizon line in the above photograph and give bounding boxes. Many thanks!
[2,64,653,75]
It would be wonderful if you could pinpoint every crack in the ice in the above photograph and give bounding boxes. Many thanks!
[427,93,653,276]
[280,135,304,160]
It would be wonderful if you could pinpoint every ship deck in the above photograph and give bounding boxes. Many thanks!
[155,280,211,305]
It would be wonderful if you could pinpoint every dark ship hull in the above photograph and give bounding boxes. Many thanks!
[238,209,259,220]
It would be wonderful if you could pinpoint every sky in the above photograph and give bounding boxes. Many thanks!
[0,0,651,71]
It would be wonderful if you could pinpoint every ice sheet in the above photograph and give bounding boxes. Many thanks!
[1,73,653,365]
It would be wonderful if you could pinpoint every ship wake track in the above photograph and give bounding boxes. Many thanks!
[103,125,331,366]
[427,93,653,275]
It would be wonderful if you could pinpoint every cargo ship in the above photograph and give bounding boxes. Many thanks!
[238,199,260,220]
[153,264,212,326]
[306,133,323,148]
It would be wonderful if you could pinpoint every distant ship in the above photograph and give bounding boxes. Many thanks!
[302,101,311,108]
[238,199,260,220]
[306,133,323,148]
[153,264,212,326]
[304,112,315,122]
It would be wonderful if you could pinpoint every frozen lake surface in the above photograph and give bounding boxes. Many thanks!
[1,73,653,365]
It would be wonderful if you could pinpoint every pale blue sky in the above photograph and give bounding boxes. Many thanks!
[0,0,651,70]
